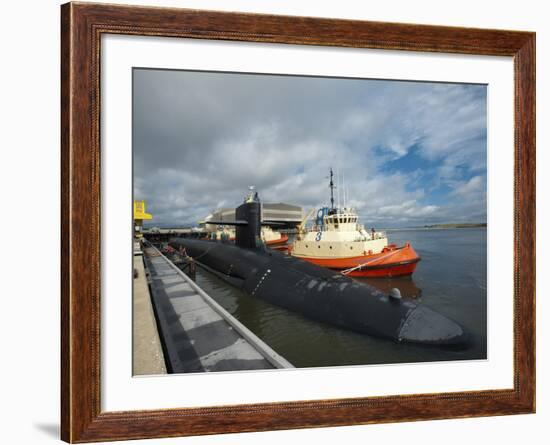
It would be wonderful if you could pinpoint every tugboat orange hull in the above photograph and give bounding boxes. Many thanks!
[265,234,289,246]
[294,244,420,278]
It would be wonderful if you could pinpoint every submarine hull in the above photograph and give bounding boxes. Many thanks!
[170,238,468,346]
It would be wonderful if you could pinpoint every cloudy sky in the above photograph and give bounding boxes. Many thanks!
[133,68,486,228]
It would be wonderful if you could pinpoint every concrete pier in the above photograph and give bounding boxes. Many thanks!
[133,255,167,376]
[144,245,293,373]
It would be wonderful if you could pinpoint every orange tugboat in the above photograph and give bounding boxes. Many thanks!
[291,169,420,278]
[262,226,289,247]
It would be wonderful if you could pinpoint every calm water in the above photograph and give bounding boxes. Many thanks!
[190,228,487,368]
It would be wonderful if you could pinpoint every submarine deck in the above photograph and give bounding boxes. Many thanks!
[143,245,293,373]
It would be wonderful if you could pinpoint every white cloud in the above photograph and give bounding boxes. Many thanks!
[133,70,486,227]
[451,175,485,197]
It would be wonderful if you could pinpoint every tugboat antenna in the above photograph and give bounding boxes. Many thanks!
[344,171,348,210]
[329,168,335,211]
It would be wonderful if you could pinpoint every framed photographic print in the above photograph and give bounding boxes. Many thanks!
[61,2,535,442]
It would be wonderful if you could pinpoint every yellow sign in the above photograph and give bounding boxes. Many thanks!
[134,200,153,221]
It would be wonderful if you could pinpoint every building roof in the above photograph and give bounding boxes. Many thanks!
[206,202,303,224]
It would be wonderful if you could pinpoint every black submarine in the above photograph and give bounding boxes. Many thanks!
[170,192,468,346]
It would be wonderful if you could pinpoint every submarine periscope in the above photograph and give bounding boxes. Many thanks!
[169,192,468,347]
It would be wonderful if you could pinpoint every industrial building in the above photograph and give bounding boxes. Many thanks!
[204,202,302,230]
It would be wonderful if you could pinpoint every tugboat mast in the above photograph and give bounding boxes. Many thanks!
[329,167,335,212]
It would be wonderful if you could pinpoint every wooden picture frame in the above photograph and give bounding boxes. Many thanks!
[61,2,535,442]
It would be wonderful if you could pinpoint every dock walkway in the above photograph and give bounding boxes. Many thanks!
[144,245,293,373]
[133,254,167,376]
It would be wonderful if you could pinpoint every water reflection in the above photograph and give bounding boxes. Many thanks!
[162,228,487,368]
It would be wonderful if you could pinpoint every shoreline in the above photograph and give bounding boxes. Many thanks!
[385,224,487,231]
